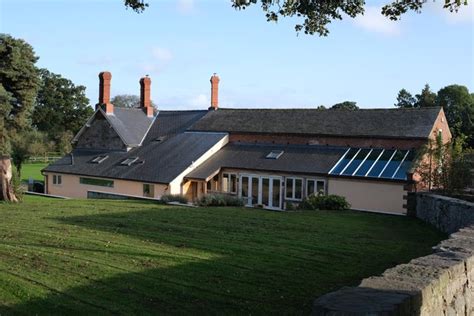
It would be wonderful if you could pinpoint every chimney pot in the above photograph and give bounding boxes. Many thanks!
[210,73,220,110]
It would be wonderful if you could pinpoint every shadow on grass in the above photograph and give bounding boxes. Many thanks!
[0,207,443,315]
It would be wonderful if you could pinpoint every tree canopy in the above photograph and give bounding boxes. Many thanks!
[111,94,157,108]
[124,0,468,36]
[33,69,93,139]
[0,34,40,131]
[330,101,359,110]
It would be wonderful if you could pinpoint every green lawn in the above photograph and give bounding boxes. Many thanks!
[19,163,47,182]
[0,197,445,315]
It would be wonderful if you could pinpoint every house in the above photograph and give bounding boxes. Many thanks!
[43,71,452,215]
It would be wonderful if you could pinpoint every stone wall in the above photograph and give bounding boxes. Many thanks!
[312,225,474,315]
[410,192,474,234]
[313,194,474,315]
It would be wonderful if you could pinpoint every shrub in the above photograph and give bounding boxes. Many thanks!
[161,194,188,204]
[198,194,244,207]
[299,194,350,211]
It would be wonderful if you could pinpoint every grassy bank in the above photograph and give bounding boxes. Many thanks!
[0,197,444,314]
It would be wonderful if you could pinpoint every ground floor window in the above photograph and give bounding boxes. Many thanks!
[143,183,154,198]
[79,177,114,188]
[222,173,237,194]
[285,177,303,200]
[306,179,326,196]
[52,174,62,185]
[206,175,219,192]
[240,175,282,209]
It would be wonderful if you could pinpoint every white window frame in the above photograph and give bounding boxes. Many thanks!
[306,178,326,197]
[285,177,304,201]
[239,174,283,210]
[222,172,237,194]
[52,174,62,185]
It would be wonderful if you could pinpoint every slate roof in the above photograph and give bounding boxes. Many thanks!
[143,110,208,143]
[189,107,442,139]
[185,143,347,180]
[45,132,227,184]
[106,108,155,146]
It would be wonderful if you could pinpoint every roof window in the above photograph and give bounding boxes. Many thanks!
[91,155,108,164]
[266,150,284,159]
[121,157,139,166]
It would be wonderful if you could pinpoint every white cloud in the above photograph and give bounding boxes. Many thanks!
[177,0,195,14]
[353,6,401,36]
[190,94,209,107]
[151,47,173,62]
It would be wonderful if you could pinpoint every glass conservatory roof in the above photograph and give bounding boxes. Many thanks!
[328,148,415,180]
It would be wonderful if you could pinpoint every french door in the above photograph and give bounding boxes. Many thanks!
[240,175,282,210]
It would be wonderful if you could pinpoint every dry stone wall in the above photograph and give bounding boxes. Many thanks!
[313,194,474,315]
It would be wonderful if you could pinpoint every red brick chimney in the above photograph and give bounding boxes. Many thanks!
[97,71,113,115]
[140,76,154,117]
[210,73,220,110]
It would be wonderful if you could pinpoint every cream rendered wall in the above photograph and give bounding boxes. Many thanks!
[328,178,406,214]
[45,173,168,199]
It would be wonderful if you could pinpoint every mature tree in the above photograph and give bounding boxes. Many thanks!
[10,130,48,178]
[0,84,14,156]
[331,101,358,110]
[415,84,437,108]
[33,69,94,145]
[436,85,474,147]
[111,94,157,108]
[394,88,416,108]
[0,34,40,131]
[316,105,326,110]
[124,0,468,36]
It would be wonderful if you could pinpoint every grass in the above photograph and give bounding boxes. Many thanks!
[19,163,47,183]
[0,197,445,315]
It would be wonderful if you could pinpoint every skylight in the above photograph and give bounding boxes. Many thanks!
[266,150,284,159]
[90,155,108,164]
[329,148,415,180]
[121,157,139,166]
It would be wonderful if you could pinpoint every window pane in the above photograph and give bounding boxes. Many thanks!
[354,149,383,176]
[230,174,237,193]
[252,177,259,205]
[206,181,211,191]
[143,184,154,198]
[306,180,315,196]
[272,179,281,208]
[80,177,114,187]
[222,174,229,192]
[342,149,371,175]
[394,151,416,180]
[380,150,408,178]
[295,179,302,200]
[241,177,249,198]
[262,178,270,206]
[58,176,62,185]
[367,150,395,178]
[53,175,57,184]
[316,181,325,195]
[330,148,358,175]
[286,178,293,199]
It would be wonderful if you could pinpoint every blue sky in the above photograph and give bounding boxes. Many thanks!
[1,0,473,110]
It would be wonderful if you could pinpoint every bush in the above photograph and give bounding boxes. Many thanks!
[198,194,244,207]
[161,194,188,204]
[299,194,350,211]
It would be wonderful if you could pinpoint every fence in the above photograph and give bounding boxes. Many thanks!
[27,152,62,163]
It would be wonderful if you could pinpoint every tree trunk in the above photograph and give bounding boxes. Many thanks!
[0,156,18,202]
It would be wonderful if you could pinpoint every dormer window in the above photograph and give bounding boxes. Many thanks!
[91,155,108,164]
[121,157,138,166]
[266,150,284,159]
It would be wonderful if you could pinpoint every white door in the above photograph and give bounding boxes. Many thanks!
[240,175,282,210]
